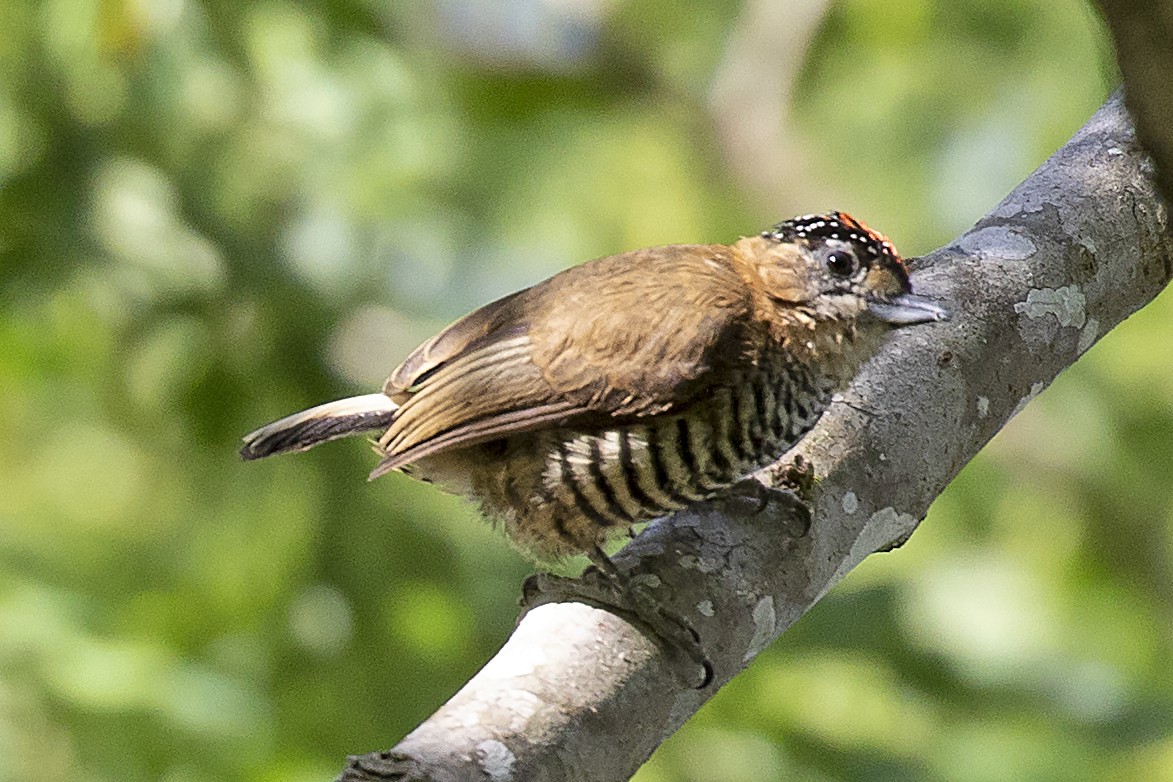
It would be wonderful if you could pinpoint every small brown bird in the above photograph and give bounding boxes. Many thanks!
[242,212,946,561]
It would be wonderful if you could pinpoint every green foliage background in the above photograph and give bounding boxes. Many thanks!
[2,1,1171,780]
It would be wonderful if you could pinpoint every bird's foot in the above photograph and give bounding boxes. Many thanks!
[521,548,712,689]
[771,454,817,502]
[721,473,812,539]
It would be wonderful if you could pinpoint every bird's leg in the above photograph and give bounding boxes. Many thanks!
[585,544,622,578]
[721,456,815,537]
[773,453,816,502]
[587,545,713,687]
[520,548,712,689]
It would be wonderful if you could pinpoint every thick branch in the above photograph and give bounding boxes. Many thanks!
[339,93,1172,782]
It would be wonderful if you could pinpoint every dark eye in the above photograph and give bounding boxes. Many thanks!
[825,250,857,277]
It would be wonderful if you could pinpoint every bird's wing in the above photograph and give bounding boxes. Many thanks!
[372,244,756,475]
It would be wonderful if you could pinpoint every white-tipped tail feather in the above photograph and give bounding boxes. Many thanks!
[240,393,399,460]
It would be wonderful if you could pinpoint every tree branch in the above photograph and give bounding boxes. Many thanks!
[338,92,1171,782]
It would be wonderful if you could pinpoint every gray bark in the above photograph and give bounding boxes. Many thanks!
[338,93,1172,782]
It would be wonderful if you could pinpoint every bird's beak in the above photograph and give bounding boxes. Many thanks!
[868,293,950,325]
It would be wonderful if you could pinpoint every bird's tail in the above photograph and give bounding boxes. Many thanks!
[240,393,398,460]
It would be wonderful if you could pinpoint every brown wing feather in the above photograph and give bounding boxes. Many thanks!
[379,334,550,454]
[384,289,530,399]
[370,401,580,478]
[372,243,757,475]
[526,245,756,415]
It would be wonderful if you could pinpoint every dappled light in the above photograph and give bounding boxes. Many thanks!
[2,1,1170,781]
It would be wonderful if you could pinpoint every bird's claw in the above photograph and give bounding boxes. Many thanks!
[721,477,812,538]
[521,551,712,689]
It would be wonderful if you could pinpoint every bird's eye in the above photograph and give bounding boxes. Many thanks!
[825,250,857,277]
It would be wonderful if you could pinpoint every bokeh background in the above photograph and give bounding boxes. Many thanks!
[2,0,1172,780]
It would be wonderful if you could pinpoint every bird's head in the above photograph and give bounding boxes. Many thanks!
[741,211,948,328]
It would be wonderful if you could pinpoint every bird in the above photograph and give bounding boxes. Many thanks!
[241,212,947,563]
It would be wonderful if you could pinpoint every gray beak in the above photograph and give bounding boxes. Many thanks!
[868,293,950,325]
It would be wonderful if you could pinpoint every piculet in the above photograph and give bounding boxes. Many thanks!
[241,212,947,560]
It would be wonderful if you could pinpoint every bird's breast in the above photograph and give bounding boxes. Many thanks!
[403,358,840,559]
[564,360,831,515]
